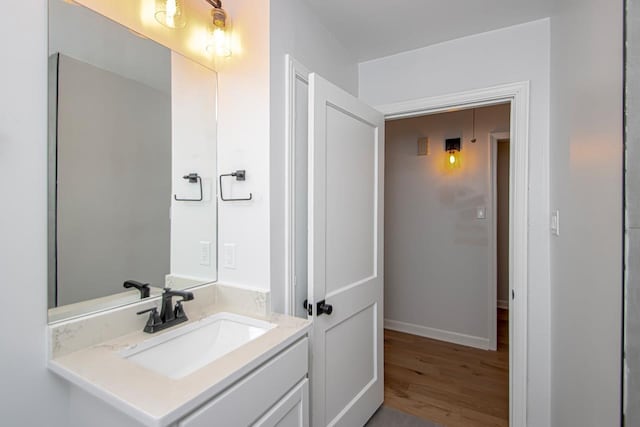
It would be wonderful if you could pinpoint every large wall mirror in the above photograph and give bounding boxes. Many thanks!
[48,0,218,322]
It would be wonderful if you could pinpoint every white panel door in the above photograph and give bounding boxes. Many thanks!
[308,74,384,427]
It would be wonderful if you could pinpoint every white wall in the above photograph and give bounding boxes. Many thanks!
[0,1,70,425]
[49,0,171,94]
[170,53,218,285]
[71,0,220,71]
[269,0,359,311]
[384,105,510,346]
[359,19,551,425]
[549,0,623,425]
[215,0,271,291]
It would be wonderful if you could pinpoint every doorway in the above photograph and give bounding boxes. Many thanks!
[376,82,530,427]
[382,105,511,426]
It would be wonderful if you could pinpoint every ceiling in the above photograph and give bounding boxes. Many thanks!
[304,0,556,62]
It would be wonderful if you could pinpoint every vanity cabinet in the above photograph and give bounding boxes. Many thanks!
[177,338,309,427]
[253,379,308,427]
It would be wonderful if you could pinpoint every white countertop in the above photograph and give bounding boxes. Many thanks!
[49,309,310,427]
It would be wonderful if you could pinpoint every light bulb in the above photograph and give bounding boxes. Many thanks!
[206,28,231,57]
[155,0,186,29]
[206,7,232,57]
[166,0,177,25]
[449,152,457,165]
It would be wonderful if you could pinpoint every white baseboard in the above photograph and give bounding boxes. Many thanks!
[497,299,509,310]
[384,319,491,350]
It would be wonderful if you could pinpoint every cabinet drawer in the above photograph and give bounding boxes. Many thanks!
[253,379,308,427]
[179,338,308,427]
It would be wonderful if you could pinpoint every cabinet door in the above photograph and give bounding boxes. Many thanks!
[253,379,308,427]
[178,339,308,427]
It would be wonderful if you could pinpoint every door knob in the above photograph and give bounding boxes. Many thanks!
[317,300,333,316]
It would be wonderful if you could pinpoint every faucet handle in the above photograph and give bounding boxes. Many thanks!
[174,301,188,321]
[137,307,162,333]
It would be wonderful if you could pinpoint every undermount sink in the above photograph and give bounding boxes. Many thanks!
[120,312,275,379]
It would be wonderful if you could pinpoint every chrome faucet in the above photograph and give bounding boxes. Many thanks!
[137,288,194,333]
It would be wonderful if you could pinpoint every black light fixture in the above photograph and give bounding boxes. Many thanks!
[445,138,461,167]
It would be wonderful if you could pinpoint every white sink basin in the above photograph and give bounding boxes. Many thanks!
[120,312,275,379]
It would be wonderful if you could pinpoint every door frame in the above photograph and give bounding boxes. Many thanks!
[489,131,511,351]
[284,54,310,316]
[376,82,529,427]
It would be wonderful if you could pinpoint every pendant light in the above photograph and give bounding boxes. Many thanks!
[470,109,477,143]
[445,138,461,168]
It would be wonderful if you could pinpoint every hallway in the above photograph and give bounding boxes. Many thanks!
[384,309,509,427]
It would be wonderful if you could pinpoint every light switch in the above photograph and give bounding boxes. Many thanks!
[199,241,211,266]
[476,207,486,219]
[223,243,236,269]
[551,210,560,236]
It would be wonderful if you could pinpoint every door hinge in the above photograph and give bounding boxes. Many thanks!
[512,289,515,300]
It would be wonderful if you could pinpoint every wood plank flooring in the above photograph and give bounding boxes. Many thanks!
[383,309,509,427]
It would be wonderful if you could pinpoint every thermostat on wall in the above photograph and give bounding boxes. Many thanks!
[417,137,429,156]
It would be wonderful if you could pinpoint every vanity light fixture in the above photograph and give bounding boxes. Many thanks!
[205,0,232,57]
[445,138,461,168]
[155,0,187,29]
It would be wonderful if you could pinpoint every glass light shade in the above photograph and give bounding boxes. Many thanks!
[155,0,186,29]
[447,150,460,168]
[206,8,232,57]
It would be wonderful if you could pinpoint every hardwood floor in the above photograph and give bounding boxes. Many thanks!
[383,309,509,427]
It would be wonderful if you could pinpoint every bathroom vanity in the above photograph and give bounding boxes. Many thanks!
[49,284,310,427]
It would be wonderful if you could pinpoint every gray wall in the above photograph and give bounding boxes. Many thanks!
[56,54,171,305]
[0,1,70,425]
[550,0,623,425]
[625,0,640,423]
[384,105,510,343]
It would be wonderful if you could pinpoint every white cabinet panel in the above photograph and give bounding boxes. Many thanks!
[254,379,308,427]
[178,338,308,427]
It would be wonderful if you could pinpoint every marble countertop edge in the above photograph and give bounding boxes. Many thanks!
[49,360,163,427]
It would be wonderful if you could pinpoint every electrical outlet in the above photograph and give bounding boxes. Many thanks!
[199,241,211,266]
[223,243,236,269]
